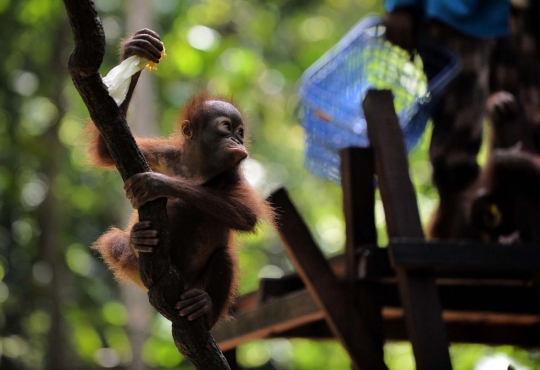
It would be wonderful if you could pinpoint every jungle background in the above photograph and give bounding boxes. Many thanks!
[0,0,539,369]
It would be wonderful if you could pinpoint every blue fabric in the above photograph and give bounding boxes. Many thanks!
[385,0,509,38]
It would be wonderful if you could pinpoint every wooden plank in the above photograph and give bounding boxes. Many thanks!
[255,253,348,304]
[231,291,257,312]
[358,246,534,281]
[443,315,540,347]
[213,289,323,351]
[214,285,540,349]
[370,282,539,315]
[269,188,388,370]
[234,249,535,315]
[257,275,305,303]
[437,284,539,313]
[364,98,423,239]
[390,242,540,270]
[278,310,540,348]
[240,278,540,315]
[387,309,540,347]
[364,89,452,370]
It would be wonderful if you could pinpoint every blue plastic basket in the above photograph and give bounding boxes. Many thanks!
[299,16,461,183]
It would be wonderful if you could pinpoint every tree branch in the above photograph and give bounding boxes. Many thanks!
[62,0,230,368]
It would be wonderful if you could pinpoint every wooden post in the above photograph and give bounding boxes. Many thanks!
[341,148,377,280]
[340,148,386,369]
[363,89,452,370]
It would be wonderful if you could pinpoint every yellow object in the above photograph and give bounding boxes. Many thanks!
[489,203,502,228]
[145,46,167,72]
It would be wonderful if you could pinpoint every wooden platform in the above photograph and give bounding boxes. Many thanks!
[212,90,540,370]
[213,246,540,351]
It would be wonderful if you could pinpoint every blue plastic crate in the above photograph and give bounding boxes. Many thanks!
[299,16,461,182]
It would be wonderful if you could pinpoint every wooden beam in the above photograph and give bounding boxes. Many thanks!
[235,260,538,319]
[439,284,539,313]
[390,242,540,270]
[278,310,540,348]
[214,286,540,349]
[358,245,534,281]
[379,282,540,314]
[257,275,306,303]
[269,188,388,370]
[236,241,539,296]
[238,277,539,316]
[364,89,452,370]
[442,315,540,347]
[341,147,377,279]
[385,309,540,347]
[340,147,386,369]
[254,253,349,305]
[213,289,323,351]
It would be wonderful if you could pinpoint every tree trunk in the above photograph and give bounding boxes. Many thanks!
[120,1,158,369]
[62,0,230,368]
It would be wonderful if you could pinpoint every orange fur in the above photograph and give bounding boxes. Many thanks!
[89,92,274,327]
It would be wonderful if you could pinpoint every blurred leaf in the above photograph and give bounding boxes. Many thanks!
[102,301,128,326]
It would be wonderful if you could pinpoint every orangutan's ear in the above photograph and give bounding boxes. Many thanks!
[181,120,193,140]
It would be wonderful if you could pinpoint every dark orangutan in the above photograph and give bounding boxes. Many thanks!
[89,29,274,329]
[470,91,540,243]
[428,4,540,243]
[429,90,540,243]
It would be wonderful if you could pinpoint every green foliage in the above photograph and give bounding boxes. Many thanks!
[1,0,539,369]
[142,337,183,368]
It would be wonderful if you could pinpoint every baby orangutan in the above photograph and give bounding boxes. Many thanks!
[470,91,540,243]
[89,29,274,329]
